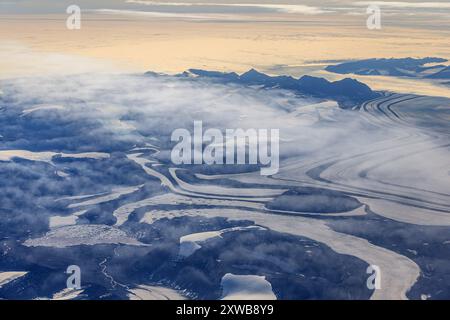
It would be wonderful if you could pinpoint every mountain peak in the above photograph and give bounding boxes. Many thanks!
[240,69,270,81]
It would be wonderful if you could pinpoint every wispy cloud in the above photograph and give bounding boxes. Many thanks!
[90,8,241,20]
[354,1,450,9]
[125,0,330,15]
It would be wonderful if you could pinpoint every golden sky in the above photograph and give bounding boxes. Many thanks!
[1,9,450,96]
[2,13,450,71]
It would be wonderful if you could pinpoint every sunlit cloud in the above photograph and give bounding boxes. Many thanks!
[125,0,331,15]
[90,8,242,20]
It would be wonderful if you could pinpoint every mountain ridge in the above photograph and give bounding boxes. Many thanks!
[326,57,450,79]
[144,68,380,108]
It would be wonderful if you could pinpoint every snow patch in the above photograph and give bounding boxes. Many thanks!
[0,271,28,288]
[68,185,144,209]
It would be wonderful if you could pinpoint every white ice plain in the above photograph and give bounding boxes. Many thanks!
[128,285,187,300]
[0,150,109,163]
[220,273,277,300]
[23,225,146,248]
[179,226,266,258]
